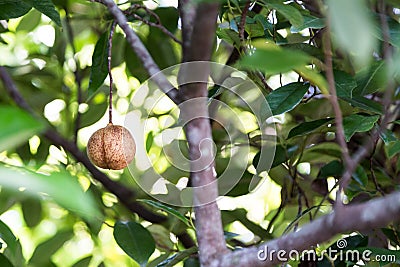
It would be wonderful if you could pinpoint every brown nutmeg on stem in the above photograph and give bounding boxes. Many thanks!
[87,25,136,170]
[87,123,136,170]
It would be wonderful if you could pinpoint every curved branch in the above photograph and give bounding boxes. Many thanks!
[212,190,400,267]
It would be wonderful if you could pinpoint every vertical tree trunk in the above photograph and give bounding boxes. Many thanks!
[179,2,229,265]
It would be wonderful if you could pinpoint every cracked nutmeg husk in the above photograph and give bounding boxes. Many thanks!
[87,123,136,170]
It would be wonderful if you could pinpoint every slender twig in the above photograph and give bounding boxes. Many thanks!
[108,21,116,124]
[239,1,251,44]
[370,154,385,195]
[255,71,273,93]
[323,0,395,209]
[266,188,287,233]
[323,24,353,205]
[92,0,183,105]
[126,12,182,44]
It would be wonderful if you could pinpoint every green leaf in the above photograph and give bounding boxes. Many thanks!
[222,209,271,238]
[216,28,241,47]
[146,132,154,153]
[125,39,148,82]
[266,82,310,115]
[21,197,42,228]
[152,7,179,33]
[16,9,42,32]
[0,106,44,152]
[343,114,380,141]
[354,61,387,95]
[287,118,332,139]
[88,31,110,99]
[239,42,311,75]
[264,0,304,28]
[352,165,368,187]
[3,241,24,267]
[223,170,254,197]
[282,43,324,60]
[0,0,32,20]
[145,8,179,70]
[373,16,400,48]
[183,257,200,267]
[318,160,343,178]
[244,17,265,38]
[302,142,342,162]
[113,221,155,267]
[251,143,276,173]
[385,141,400,158]
[31,0,61,27]
[335,71,383,113]
[157,247,198,267]
[0,220,18,256]
[254,144,298,170]
[327,0,376,67]
[334,71,357,98]
[0,165,100,222]
[288,118,333,139]
[147,225,174,251]
[71,256,92,267]
[29,230,73,265]
[295,66,329,95]
[282,206,319,235]
[0,254,13,267]
[379,129,397,144]
[138,199,191,228]
[80,100,108,128]
[291,15,325,32]
[346,95,383,114]
[381,228,400,247]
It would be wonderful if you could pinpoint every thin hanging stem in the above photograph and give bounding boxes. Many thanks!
[108,21,117,124]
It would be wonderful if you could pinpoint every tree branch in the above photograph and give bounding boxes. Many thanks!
[184,3,220,63]
[212,190,400,267]
[93,0,183,105]
[124,4,182,45]
[0,67,33,113]
[127,12,182,45]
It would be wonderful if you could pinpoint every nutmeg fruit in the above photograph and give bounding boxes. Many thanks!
[87,123,136,170]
